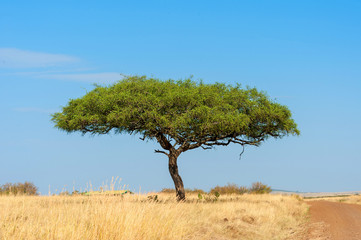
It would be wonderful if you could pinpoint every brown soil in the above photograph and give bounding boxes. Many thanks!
[307,200,361,240]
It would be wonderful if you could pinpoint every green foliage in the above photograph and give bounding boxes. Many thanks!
[52,75,298,201]
[0,182,38,196]
[197,191,220,202]
[52,76,299,151]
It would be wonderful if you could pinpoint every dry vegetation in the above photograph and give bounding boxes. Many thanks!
[0,193,309,240]
[0,182,38,196]
[305,194,361,205]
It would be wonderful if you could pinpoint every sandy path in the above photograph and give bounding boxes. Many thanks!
[307,200,361,240]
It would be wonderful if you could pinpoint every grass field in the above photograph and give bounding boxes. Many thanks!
[305,194,361,205]
[0,193,309,240]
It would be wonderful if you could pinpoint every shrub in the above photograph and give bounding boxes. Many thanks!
[161,182,272,196]
[197,191,220,202]
[209,182,272,195]
[249,182,272,194]
[210,183,244,195]
[239,186,249,194]
[0,182,38,196]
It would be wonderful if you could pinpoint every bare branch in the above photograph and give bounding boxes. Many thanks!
[183,134,264,152]
[233,137,264,146]
[239,144,245,160]
[204,139,232,146]
[188,142,203,150]
[155,149,169,156]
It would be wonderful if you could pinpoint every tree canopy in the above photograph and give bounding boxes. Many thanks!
[52,76,299,147]
[52,76,299,201]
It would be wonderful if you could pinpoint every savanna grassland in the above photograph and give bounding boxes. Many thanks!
[0,193,309,240]
[305,194,361,205]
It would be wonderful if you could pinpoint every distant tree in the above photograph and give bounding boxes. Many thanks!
[0,182,38,195]
[52,76,299,201]
[249,182,272,194]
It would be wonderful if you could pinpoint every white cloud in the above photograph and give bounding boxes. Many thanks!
[0,48,80,68]
[40,72,124,84]
[0,48,125,84]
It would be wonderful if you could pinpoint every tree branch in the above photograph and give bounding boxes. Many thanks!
[185,135,264,151]
[239,144,245,160]
[204,139,232,146]
[155,133,172,150]
[177,140,190,152]
[155,149,169,156]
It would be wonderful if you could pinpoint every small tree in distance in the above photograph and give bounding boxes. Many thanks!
[0,182,38,195]
[249,182,272,194]
[52,76,299,201]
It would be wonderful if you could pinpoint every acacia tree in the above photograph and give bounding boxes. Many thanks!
[52,76,299,201]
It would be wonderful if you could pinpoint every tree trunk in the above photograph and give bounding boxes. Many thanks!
[168,153,185,201]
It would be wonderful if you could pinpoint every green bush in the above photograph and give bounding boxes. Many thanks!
[249,182,272,194]
[0,182,38,196]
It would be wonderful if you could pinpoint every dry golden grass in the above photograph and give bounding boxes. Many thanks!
[0,193,309,240]
[305,194,361,205]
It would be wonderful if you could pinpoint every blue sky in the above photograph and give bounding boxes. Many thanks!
[1,0,360,194]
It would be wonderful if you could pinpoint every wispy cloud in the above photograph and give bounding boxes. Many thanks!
[0,48,80,68]
[0,48,125,84]
[40,72,123,84]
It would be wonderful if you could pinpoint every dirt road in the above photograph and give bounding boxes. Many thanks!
[308,200,361,240]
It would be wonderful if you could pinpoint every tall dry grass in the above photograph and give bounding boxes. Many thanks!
[0,194,308,240]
